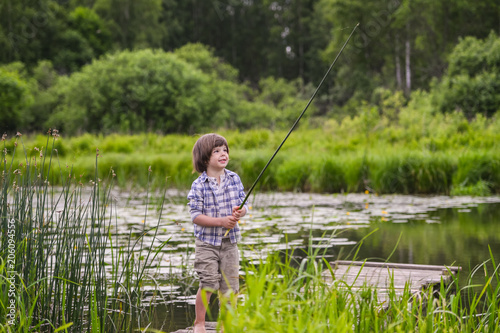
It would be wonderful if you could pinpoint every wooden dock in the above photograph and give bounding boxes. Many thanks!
[324,260,461,305]
[171,321,218,333]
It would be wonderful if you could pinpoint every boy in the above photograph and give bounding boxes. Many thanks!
[187,133,247,333]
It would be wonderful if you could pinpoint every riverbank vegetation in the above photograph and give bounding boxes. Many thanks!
[3,100,500,195]
[1,19,500,196]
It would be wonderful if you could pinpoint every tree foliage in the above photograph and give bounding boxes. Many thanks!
[44,48,236,134]
[0,63,34,132]
[1,0,500,134]
[33,45,310,135]
[93,0,163,49]
[431,32,500,118]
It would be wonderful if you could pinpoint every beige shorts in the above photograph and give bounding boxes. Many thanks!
[194,238,239,295]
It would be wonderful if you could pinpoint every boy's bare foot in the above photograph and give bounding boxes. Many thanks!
[193,323,206,333]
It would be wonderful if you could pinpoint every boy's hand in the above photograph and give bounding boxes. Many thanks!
[220,215,238,229]
[232,206,246,219]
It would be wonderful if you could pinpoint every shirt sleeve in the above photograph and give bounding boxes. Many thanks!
[187,182,204,222]
[235,173,249,212]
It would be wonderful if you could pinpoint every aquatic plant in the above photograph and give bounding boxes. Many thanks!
[0,131,167,332]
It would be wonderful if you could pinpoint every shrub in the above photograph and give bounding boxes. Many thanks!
[45,48,238,134]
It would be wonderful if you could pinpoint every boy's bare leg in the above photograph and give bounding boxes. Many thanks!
[194,288,212,333]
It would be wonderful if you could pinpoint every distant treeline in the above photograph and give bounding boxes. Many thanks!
[1,0,500,134]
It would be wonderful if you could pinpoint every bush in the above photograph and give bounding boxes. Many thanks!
[434,72,500,119]
[45,48,238,134]
[174,43,238,82]
[254,77,313,130]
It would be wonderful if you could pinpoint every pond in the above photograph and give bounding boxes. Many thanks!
[111,191,500,332]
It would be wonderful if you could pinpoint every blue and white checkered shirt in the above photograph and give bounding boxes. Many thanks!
[187,169,247,245]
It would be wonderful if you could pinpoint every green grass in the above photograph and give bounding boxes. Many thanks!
[216,249,500,332]
[3,108,500,195]
[4,131,500,195]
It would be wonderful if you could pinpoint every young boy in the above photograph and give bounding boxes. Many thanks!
[187,133,247,333]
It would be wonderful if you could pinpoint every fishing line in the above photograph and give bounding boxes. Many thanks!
[225,23,359,236]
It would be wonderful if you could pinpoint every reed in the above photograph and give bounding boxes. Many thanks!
[453,151,500,194]
[368,151,456,194]
[0,132,167,332]
[309,156,347,193]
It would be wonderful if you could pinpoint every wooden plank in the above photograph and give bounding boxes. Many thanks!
[330,267,446,278]
[332,264,459,275]
[330,267,452,285]
[331,266,451,284]
[171,321,219,333]
[332,260,461,272]
[325,260,462,307]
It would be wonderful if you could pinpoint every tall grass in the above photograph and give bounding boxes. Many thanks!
[3,113,500,195]
[0,132,167,332]
[368,151,455,194]
[218,248,500,332]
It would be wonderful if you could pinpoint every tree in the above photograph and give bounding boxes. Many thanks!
[0,0,111,73]
[0,63,34,133]
[431,32,500,119]
[69,7,111,56]
[93,0,163,49]
[315,0,394,109]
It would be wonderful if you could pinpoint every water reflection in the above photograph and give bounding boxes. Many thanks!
[341,202,500,280]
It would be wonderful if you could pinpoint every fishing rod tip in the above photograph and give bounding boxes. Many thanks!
[356,22,360,27]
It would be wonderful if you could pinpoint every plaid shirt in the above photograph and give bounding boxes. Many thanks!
[187,169,247,245]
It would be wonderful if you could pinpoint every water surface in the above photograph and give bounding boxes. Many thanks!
[112,191,500,332]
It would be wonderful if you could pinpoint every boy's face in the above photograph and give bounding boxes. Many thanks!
[207,145,229,172]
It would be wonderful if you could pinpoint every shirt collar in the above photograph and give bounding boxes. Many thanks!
[200,169,228,182]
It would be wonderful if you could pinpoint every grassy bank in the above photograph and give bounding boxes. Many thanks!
[3,117,500,195]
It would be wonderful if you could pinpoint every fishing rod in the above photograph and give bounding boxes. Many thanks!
[225,23,359,237]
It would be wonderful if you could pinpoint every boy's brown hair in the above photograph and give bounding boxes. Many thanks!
[192,133,229,173]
